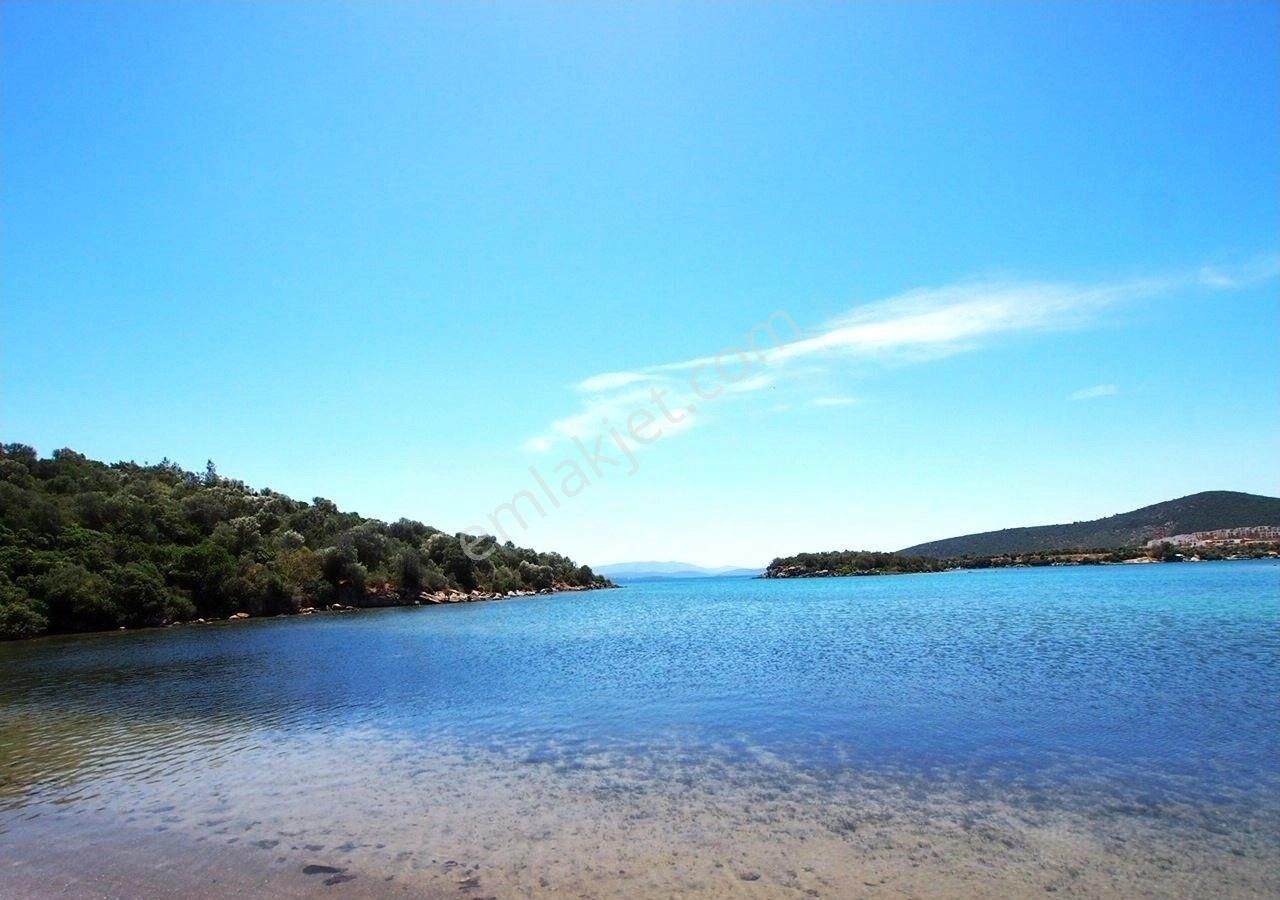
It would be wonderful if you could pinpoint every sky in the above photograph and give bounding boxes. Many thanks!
[3,2,1278,568]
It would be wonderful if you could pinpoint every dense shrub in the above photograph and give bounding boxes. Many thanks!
[0,444,608,638]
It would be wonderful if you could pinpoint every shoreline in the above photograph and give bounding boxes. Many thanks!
[3,581,621,645]
[762,551,1280,580]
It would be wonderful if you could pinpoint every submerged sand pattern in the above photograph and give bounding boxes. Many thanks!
[3,730,1278,899]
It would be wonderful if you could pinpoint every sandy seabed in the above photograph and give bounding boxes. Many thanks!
[3,735,1277,899]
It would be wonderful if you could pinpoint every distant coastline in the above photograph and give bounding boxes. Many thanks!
[595,560,763,581]
[762,545,1280,580]
[899,491,1280,558]
[765,491,1280,580]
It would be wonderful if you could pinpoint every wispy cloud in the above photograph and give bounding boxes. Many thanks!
[522,258,1276,451]
[1198,254,1280,290]
[1069,384,1119,401]
[810,395,858,407]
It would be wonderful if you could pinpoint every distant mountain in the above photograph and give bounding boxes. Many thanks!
[594,561,763,580]
[900,491,1280,558]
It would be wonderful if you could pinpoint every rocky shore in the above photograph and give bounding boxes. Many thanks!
[175,581,619,628]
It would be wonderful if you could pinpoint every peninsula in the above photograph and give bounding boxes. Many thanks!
[765,492,1280,579]
[0,444,613,640]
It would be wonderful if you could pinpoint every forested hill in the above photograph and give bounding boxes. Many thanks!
[0,444,609,639]
[900,491,1280,559]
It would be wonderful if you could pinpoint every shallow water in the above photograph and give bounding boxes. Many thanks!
[2,561,1278,897]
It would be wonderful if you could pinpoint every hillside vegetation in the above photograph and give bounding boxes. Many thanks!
[899,491,1280,559]
[0,444,608,639]
[764,551,948,579]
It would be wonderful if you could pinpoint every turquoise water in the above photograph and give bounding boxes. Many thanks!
[2,561,1278,896]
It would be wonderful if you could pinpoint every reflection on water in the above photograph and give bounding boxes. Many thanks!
[2,562,1278,897]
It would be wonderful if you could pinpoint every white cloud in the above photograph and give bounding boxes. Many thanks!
[576,371,652,393]
[766,278,1164,368]
[726,373,775,394]
[523,260,1276,452]
[1069,384,1119,401]
[1197,254,1280,290]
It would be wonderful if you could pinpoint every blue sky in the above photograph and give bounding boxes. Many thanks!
[3,3,1278,567]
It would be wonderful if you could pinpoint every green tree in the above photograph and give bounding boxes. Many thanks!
[0,445,612,638]
[0,581,47,639]
[110,562,190,627]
